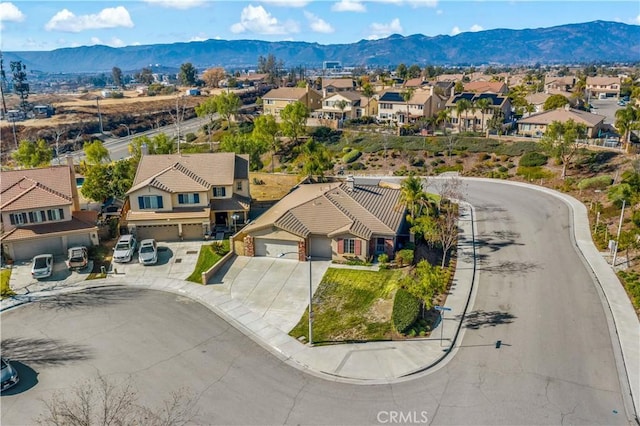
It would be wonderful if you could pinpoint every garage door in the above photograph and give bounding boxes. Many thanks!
[136,225,180,242]
[182,223,204,240]
[12,237,64,260]
[309,235,332,259]
[255,239,298,258]
[67,234,92,248]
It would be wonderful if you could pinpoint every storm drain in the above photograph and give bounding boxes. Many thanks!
[186,251,198,255]
[174,259,182,263]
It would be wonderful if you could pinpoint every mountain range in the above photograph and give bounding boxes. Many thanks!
[4,20,639,74]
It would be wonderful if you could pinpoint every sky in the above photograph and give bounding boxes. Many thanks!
[1,0,639,52]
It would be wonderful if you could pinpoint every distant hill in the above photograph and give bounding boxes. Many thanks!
[4,20,639,74]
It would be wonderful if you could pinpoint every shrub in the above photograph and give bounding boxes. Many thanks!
[396,248,414,266]
[632,210,640,228]
[185,133,197,143]
[434,164,463,174]
[377,253,389,264]
[342,149,362,164]
[346,161,365,170]
[498,166,508,173]
[392,288,421,334]
[342,146,352,153]
[479,153,491,161]
[519,152,548,167]
[577,175,613,190]
[516,166,554,180]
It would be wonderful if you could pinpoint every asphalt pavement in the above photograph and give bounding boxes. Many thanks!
[1,179,638,421]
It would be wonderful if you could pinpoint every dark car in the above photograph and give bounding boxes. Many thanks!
[1,357,19,392]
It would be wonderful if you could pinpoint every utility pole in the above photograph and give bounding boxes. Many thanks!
[96,97,104,134]
[612,199,626,267]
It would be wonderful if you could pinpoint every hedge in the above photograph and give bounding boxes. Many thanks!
[392,288,421,334]
[519,152,548,167]
[577,175,613,190]
[343,149,362,163]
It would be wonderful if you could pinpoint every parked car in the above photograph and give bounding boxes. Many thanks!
[65,246,88,270]
[31,254,53,279]
[138,239,158,265]
[1,357,19,392]
[113,234,137,263]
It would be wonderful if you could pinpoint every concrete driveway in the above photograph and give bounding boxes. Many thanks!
[208,256,331,334]
[7,257,94,294]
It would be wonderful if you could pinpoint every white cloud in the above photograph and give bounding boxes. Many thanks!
[143,0,205,9]
[260,0,310,6]
[370,0,437,6]
[635,14,640,24]
[189,36,207,42]
[436,9,443,15]
[451,24,483,35]
[367,18,402,39]
[230,5,299,35]
[332,0,366,12]
[45,6,133,32]
[89,36,125,47]
[0,2,25,24]
[450,26,461,35]
[470,24,483,32]
[304,11,334,33]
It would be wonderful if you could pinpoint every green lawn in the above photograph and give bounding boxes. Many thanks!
[186,240,231,283]
[1,269,15,299]
[289,267,405,343]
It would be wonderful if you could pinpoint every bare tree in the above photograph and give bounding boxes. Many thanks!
[36,375,197,426]
[168,94,187,153]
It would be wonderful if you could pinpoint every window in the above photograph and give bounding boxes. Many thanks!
[344,239,356,254]
[28,210,46,223]
[47,208,64,221]
[236,181,242,191]
[9,213,27,225]
[138,196,163,209]
[178,193,200,205]
[213,187,226,197]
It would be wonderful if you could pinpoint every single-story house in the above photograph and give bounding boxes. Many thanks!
[125,152,250,241]
[1,157,99,261]
[236,177,407,262]
[517,105,606,138]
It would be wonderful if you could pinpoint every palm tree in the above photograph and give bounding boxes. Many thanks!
[401,88,415,126]
[615,105,640,151]
[474,98,492,133]
[399,175,426,222]
[362,83,375,117]
[335,99,349,121]
[436,109,451,136]
[455,98,471,132]
[469,100,478,132]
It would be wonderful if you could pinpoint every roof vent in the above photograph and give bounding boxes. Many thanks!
[346,175,355,192]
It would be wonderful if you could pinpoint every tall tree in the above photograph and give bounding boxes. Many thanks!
[295,138,333,179]
[436,108,451,136]
[615,105,640,149]
[543,94,570,111]
[280,101,309,144]
[201,67,226,88]
[362,83,375,117]
[540,119,587,179]
[81,163,112,202]
[401,88,415,125]
[252,114,281,173]
[10,60,29,112]
[112,66,123,88]
[194,97,218,144]
[136,67,154,85]
[396,63,408,80]
[407,64,422,79]
[0,52,7,115]
[215,91,241,128]
[455,98,471,132]
[474,97,492,132]
[399,175,426,222]
[179,62,197,86]
[12,139,52,168]
[219,133,267,170]
[83,140,110,165]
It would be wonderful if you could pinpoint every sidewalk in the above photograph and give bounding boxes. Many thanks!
[0,203,477,385]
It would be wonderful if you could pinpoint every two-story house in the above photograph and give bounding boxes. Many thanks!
[587,76,621,99]
[125,153,250,241]
[463,81,509,94]
[446,92,513,132]
[262,86,323,119]
[1,157,99,261]
[544,75,576,93]
[321,78,356,97]
[377,87,446,124]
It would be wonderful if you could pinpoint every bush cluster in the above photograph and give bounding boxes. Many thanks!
[395,248,414,266]
[519,152,548,167]
[392,288,421,334]
[343,149,362,164]
[516,166,554,180]
[577,175,613,190]
[617,271,640,311]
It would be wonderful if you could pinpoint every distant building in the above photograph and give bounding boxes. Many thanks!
[323,61,342,71]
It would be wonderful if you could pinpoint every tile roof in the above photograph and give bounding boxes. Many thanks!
[587,76,620,86]
[518,107,606,127]
[243,181,404,240]
[325,91,362,102]
[263,87,321,100]
[447,92,508,107]
[322,78,356,89]
[127,207,211,222]
[212,194,250,211]
[1,166,73,212]
[463,81,507,93]
[1,212,97,242]
[128,153,248,194]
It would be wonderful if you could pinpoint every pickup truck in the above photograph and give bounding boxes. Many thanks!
[66,246,89,270]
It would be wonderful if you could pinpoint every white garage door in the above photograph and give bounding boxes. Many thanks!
[136,225,180,242]
[255,239,298,258]
[12,237,64,260]
[309,235,332,259]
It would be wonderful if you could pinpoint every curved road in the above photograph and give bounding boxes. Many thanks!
[0,180,629,425]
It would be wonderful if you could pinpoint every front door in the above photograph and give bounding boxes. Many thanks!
[215,212,227,228]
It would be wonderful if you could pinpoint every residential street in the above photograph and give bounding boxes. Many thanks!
[1,179,633,425]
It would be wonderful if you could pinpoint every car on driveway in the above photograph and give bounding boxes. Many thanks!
[0,357,19,392]
[65,246,88,270]
[31,254,53,279]
[113,234,137,263]
[138,239,158,265]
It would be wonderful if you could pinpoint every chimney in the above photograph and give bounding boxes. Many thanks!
[346,175,355,192]
[66,155,80,211]
[141,143,148,156]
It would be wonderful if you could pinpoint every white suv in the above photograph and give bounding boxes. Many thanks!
[113,234,137,263]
